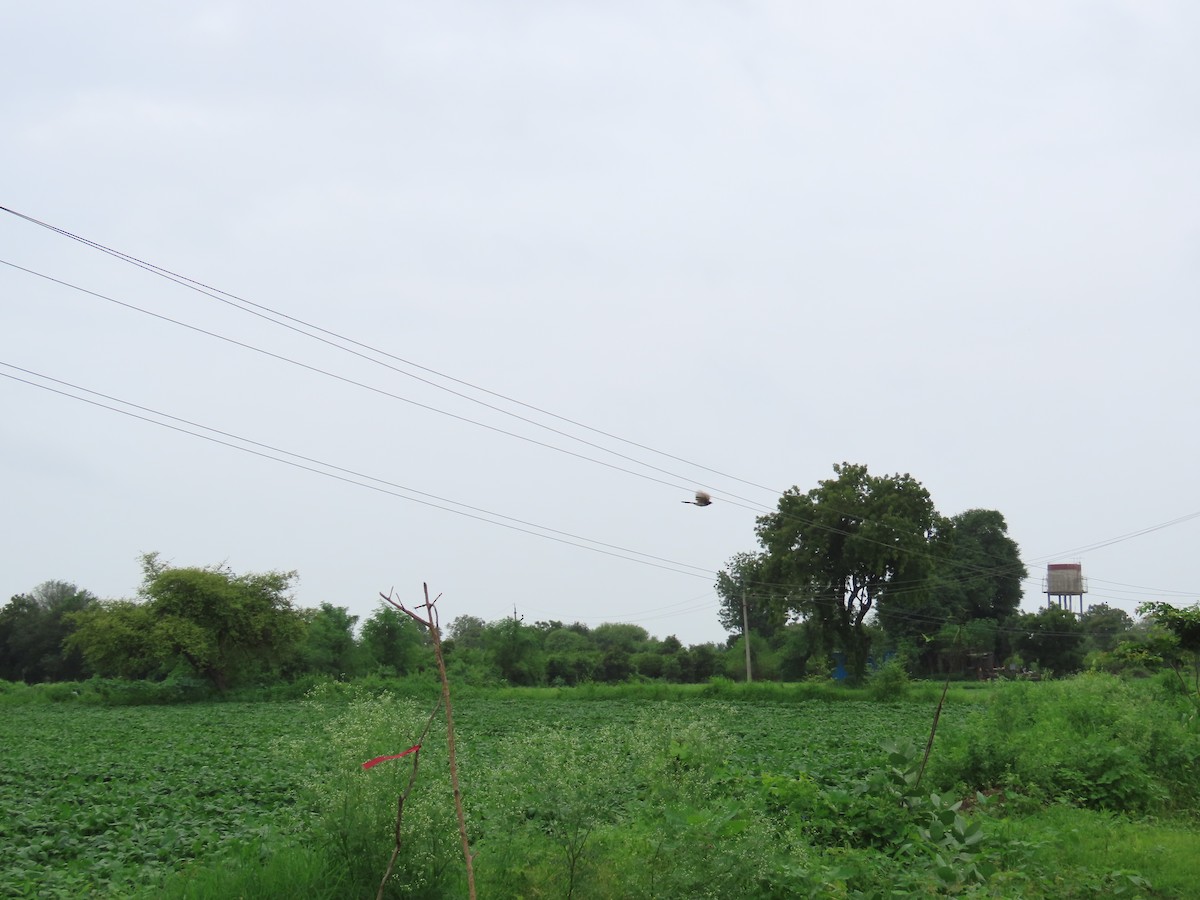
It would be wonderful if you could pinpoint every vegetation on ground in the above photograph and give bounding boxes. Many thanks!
[2,674,1197,898]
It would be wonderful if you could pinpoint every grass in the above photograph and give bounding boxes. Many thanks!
[978,804,1200,898]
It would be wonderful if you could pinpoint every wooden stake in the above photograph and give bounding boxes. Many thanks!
[381,584,477,900]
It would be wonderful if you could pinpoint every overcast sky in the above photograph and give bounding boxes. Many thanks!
[3,2,1198,646]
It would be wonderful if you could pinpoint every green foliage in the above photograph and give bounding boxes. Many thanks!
[0,581,97,682]
[486,615,546,685]
[931,674,1200,814]
[66,600,162,679]
[1014,606,1088,675]
[722,632,781,682]
[879,511,1025,676]
[866,657,910,701]
[1138,601,1200,653]
[4,682,1197,897]
[757,738,996,894]
[0,702,327,898]
[291,689,460,898]
[294,603,364,678]
[714,551,787,638]
[933,509,1027,622]
[753,463,940,682]
[154,839,347,900]
[69,554,304,692]
[1138,601,1200,694]
[359,603,430,676]
[1080,603,1135,652]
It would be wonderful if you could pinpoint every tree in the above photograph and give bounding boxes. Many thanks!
[66,600,160,679]
[723,633,780,681]
[588,623,650,683]
[141,555,303,691]
[295,603,363,677]
[877,509,1026,669]
[937,510,1027,621]
[754,463,939,682]
[360,603,429,675]
[1080,603,1134,653]
[446,615,488,651]
[1014,607,1086,675]
[0,581,97,682]
[1138,601,1200,693]
[486,615,545,686]
[683,643,721,682]
[69,554,304,691]
[543,626,601,685]
[715,552,789,639]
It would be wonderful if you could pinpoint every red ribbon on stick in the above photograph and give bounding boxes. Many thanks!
[362,745,421,770]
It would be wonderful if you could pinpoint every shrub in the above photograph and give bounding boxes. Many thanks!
[286,691,461,898]
[866,658,910,702]
[930,673,1200,814]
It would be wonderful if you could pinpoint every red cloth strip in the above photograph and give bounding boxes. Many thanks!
[362,745,421,769]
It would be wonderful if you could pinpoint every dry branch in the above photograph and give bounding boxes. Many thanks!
[380,584,477,900]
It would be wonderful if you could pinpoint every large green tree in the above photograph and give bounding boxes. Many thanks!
[1014,606,1086,675]
[935,509,1027,620]
[294,603,363,677]
[485,615,546,686]
[69,554,304,691]
[542,625,601,685]
[0,581,97,682]
[66,600,161,679]
[754,463,939,682]
[878,508,1027,669]
[360,603,429,675]
[1080,603,1135,653]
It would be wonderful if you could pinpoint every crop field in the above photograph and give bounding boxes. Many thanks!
[0,702,323,897]
[3,678,1199,898]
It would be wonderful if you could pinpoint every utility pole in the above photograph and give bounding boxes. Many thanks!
[742,589,752,683]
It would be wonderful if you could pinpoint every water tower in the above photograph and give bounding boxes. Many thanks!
[1043,563,1088,615]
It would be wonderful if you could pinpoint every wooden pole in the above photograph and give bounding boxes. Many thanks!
[381,584,476,900]
[742,589,752,683]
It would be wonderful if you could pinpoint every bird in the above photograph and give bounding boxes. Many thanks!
[683,491,712,507]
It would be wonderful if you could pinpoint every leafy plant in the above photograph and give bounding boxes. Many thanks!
[866,657,910,701]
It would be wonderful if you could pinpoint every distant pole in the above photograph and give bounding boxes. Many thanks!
[742,589,752,683]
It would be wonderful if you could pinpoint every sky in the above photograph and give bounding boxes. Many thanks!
[3,2,1198,647]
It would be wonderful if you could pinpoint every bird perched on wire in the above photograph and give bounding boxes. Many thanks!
[683,491,712,507]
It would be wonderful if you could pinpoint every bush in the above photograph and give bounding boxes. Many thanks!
[930,673,1200,815]
[866,658,910,702]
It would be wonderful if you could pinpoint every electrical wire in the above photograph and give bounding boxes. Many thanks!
[0,258,707,497]
[0,204,779,496]
[0,255,1043,592]
[0,207,1057,569]
[0,363,716,580]
[4,209,1197,605]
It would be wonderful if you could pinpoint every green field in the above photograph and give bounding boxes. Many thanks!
[3,677,1198,898]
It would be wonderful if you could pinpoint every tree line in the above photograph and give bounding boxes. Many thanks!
[715,462,1194,683]
[4,462,1196,691]
[0,554,735,692]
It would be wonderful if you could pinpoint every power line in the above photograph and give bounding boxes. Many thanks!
[4,210,1197,602]
[0,203,779,496]
[1,254,1023,587]
[0,258,707,498]
[0,206,1034,561]
[7,251,1195,602]
[0,363,716,580]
